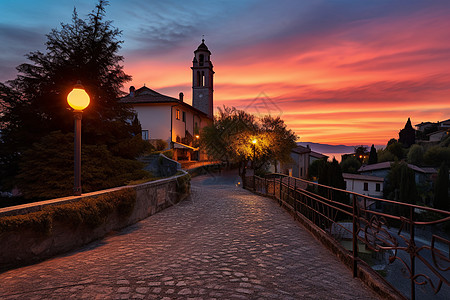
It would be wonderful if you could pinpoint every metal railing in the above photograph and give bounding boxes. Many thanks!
[245,173,450,300]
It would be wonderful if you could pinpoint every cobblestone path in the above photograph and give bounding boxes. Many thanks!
[0,172,380,299]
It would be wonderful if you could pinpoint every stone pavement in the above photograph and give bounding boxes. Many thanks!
[0,171,380,299]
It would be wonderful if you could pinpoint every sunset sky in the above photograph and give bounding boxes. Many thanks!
[1,0,450,146]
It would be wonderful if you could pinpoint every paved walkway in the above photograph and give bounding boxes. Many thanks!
[0,172,379,299]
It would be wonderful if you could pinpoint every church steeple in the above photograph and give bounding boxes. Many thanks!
[192,39,214,118]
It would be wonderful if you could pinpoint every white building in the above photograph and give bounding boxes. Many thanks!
[279,145,327,178]
[120,40,214,161]
[343,173,384,198]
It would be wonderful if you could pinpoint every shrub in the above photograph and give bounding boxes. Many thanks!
[0,188,136,235]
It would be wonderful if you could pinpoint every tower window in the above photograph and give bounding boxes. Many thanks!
[202,71,205,86]
[197,71,201,87]
[176,109,180,120]
[199,54,204,66]
[141,130,149,140]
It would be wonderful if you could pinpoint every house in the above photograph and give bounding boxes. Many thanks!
[279,145,327,178]
[428,130,448,142]
[358,161,436,185]
[120,40,214,162]
[343,173,384,198]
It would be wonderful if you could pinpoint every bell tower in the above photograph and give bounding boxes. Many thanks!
[192,39,214,118]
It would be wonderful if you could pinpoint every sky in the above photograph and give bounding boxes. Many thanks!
[1,0,450,146]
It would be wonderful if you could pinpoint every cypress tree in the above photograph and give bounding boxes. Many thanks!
[368,144,378,165]
[434,163,449,211]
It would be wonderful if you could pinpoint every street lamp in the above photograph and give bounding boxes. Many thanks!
[252,139,257,190]
[67,81,90,196]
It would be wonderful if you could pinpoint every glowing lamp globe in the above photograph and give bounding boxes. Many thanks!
[67,85,90,111]
[252,139,257,144]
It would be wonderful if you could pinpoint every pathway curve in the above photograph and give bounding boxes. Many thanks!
[0,171,379,299]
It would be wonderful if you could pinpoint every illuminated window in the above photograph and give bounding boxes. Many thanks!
[364,182,368,191]
[141,130,149,140]
[176,109,180,120]
[202,71,205,86]
[376,183,381,192]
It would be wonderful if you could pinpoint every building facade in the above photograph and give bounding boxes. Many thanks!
[120,40,214,161]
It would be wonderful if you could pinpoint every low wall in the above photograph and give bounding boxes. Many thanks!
[0,172,190,271]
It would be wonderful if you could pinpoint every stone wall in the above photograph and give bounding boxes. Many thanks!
[0,172,190,271]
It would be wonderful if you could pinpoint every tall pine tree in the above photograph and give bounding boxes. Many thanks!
[0,1,149,197]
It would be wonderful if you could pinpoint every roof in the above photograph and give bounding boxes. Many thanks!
[358,161,429,174]
[291,145,328,159]
[343,173,384,182]
[119,86,209,118]
[194,39,211,54]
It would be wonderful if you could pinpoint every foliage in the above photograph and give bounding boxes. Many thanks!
[399,163,419,205]
[308,158,326,179]
[0,188,136,235]
[434,163,449,211]
[407,144,424,166]
[368,144,378,165]
[0,1,148,193]
[386,141,404,160]
[377,149,396,163]
[398,118,416,147]
[15,131,150,200]
[317,159,347,204]
[424,146,450,167]
[354,145,368,163]
[340,156,361,174]
[201,106,297,181]
[155,139,168,151]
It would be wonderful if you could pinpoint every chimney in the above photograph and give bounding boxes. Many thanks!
[129,86,135,97]
[179,92,184,102]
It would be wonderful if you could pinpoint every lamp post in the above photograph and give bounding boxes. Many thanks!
[67,81,90,196]
[252,139,257,190]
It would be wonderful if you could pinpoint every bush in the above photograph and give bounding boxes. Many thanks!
[0,188,136,235]
[155,139,168,151]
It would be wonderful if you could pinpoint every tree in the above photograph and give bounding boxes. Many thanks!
[368,144,378,165]
[15,131,149,199]
[340,156,361,174]
[0,1,149,194]
[434,163,449,211]
[201,106,297,183]
[407,144,424,166]
[260,116,297,172]
[386,141,404,160]
[318,159,347,204]
[424,146,450,167]
[354,145,368,163]
[399,164,419,205]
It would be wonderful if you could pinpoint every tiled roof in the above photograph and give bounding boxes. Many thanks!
[358,161,429,174]
[120,86,179,104]
[343,173,384,182]
[119,86,209,118]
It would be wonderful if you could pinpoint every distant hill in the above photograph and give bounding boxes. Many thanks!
[297,142,357,155]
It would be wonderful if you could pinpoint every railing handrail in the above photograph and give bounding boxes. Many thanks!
[261,173,450,217]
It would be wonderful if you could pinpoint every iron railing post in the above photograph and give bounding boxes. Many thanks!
[352,194,358,278]
[410,206,415,300]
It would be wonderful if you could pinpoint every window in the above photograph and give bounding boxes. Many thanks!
[376,183,381,192]
[182,111,186,122]
[363,182,368,191]
[202,71,205,86]
[141,130,149,140]
[199,54,204,66]
[197,71,201,87]
[176,109,180,120]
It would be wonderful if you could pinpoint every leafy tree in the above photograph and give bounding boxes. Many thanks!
[434,163,449,211]
[387,138,398,147]
[407,144,424,166]
[308,158,326,179]
[260,116,297,171]
[201,106,297,183]
[318,159,347,204]
[368,144,378,165]
[0,1,149,194]
[424,146,450,167]
[354,145,368,163]
[386,141,404,160]
[340,156,361,174]
[377,148,396,163]
[398,118,416,148]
